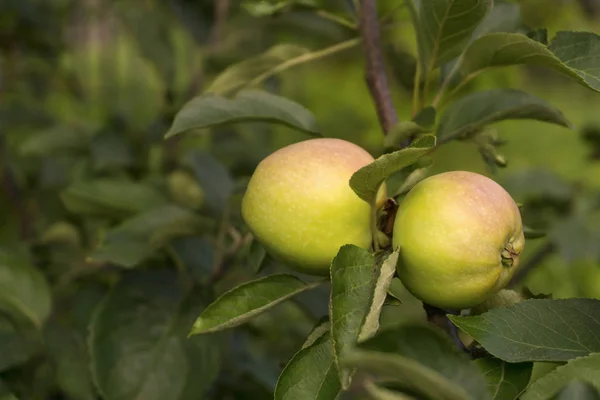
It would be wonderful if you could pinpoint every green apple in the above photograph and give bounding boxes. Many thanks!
[242,138,386,276]
[393,171,525,309]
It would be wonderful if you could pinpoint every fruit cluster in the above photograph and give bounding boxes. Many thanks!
[242,138,525,310]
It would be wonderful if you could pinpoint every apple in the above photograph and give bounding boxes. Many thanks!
[241,138,386,275]
[393,171,525,310]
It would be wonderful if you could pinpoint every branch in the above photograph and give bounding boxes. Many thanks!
[359,0,398,135]
[509,240,555,288]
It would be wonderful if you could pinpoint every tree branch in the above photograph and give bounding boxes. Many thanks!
[359,0,398,135]
[509,240,555,288]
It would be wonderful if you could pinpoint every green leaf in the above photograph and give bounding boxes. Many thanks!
[472,1,522,38]
[91,204,214,267]
[18,124,93,156]
[0,248,51,328]
[349,135,435,204]
[449,299,600,363]
[274,320,341,400]
[474,358,533,400]
[383,121,431,149]
[190,274,323,335]
[60,179,168,218]
[0,317,42,372]
[549,31,600,91]
[0,380,18,400]
[206,44,310,95]
[44,283,106,400]
[186,151,234,213]
[169,236,214,284]
[89,270,223,400]
[524,226,547,240]
[341,324,491,400]
[165,90,321,139]
[554,381,600,400]
[521,353,600,400]
[436,89,572,143]
[247,239,268,274]
[461,32,600,92]
[329,245,376,389]
[420,0,492,68]
[359,249,400,341]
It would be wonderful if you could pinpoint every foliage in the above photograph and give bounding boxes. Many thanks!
[1,0,600,399]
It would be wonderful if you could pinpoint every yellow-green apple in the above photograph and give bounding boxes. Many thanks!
[242,138,386,275]
[393,171,525,309]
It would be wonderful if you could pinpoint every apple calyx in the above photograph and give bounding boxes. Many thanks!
[501,240,521,268]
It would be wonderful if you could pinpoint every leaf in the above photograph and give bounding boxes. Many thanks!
[461,32,600,92]
[474,358,533,400]
[383,121,431,149]
[18,124,93,156]
[60,179,168,218]
[301,318,330,349]
[247,239,268,274]
[329,245,376,389]
[165,90,321,139]
[0,248,51,328]
[91,204,214,267]
[349,135,435,204]
[0,318,42,372]
[44,283,106,400]
[449,299,600,363]
[524,226,547,240]
[186,151,234,213]
[274,319,341,399]
[190,274,323,335]
[521,353,600,400]
[420,0,492,67]
[169,236,214,284]
[359,249,400,341]
[341,324,491,400]
[472,1,522,38]
[206,44,310,95]
[89,270,223,400]
[554,381,600,400]
[436,89,572,143]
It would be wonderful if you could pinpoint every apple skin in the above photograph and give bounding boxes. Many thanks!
[392,171,525,310]
[242,138,386,276]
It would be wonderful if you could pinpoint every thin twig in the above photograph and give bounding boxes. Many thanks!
[359,0,398,135]
[509,240,555,288]
[209,0,230,50]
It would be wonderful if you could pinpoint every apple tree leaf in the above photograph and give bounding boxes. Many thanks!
[0,248,52,328]
[190,274,324,335]
[274,319,341,400]
[89,270,223,400]
[521,353,600,400]
[461,32,600,92]
[420,0,492,68]
[359,249,400,342]
[349,135,435,204]
[449,299,600,363]
[436,89,572,143]
[329,245,376,389]
[472,1,522,38]
[165,90,321,138]
[474,358,533,400]
[341,324,491,400]
[554,381,600,400]
[206,44,310,95]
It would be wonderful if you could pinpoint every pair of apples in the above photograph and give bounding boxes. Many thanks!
[242,138,525,310]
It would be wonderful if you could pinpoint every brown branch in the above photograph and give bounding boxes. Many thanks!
[359,0,398,135]
[509,240,555,288]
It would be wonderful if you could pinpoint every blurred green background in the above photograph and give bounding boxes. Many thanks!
[2,0,600,398]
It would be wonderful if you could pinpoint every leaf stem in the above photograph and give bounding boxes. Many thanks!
[371,198,380,252]
[248,38,363,88]
[412,61,422,117]
[315,10,357,30]
[432,54,464,108]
